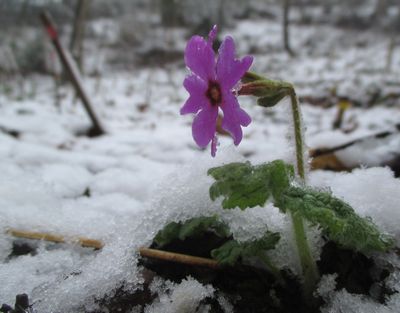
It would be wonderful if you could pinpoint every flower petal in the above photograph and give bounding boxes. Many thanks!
[192,105,218,148]
[183,74,207,95]
[207,25,218,46]
[180,75,208,114]
[185,35,216,81]
[221,91,251,145]
[181,96,207,115]
[216,36,253,89]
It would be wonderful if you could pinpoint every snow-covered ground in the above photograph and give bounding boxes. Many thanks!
[0,17,400,312]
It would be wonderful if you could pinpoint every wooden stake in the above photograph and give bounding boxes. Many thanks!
[39,11,105,137]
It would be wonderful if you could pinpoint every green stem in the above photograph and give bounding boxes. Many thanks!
[289,90,319,300]
[290,212,319,299]
[289,91,305,180]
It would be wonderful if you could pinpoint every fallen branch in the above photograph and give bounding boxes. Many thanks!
[310,124,400,158]
[139,247,219,269]
[6,229,104,249]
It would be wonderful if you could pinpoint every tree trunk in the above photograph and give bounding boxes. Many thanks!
[371,0,388,24]
[283,0,295,57]
[70,0,90,72]
[385,36,395,72]
[160,0,181,27]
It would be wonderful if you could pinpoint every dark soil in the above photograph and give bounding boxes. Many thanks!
[8,240,38,259]
[318,241,395,303]
[139,232,310,313]
[91,272,156,313]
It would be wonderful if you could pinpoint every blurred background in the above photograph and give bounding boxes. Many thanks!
[1,0,399,77]
[0,0,399,169]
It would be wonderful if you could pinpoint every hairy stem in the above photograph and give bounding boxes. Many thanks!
[289,90,319,299]
[289,91,305,180]
[290,212,319,299]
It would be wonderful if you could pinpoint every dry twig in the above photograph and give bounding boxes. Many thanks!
[139,247,219,269]
[6,229,104,249]
[6,229,219,268]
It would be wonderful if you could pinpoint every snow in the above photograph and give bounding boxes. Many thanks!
[37,163,92,198]
[320,286,400,313]
[1,11,400,313]
[144,277,215,313]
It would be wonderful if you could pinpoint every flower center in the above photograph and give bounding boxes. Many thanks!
[206,81,222,106]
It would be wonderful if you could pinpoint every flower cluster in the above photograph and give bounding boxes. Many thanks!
[181,26,253,156]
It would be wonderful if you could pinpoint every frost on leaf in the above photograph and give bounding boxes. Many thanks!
[211,231,281,266]
[282,187,394,253]
[207,160,294,210]
[154,215,230,247]
[207,160,393,254]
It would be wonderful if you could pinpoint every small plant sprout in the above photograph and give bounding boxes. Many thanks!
[153,25,394,306]
[180,25,253,156]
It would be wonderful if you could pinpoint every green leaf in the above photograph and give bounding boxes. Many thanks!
[208,160,294,210]
[268,160,294,208]
[178,215,230,240]
[211,231,281,266]
[282,187,394,253]
[154,222,181,247]
[154,215,230,247]
[208,162,270,209]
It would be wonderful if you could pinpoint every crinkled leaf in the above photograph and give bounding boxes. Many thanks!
[211,231,281,266]
[282,187,394,253]
[208,160,294,210]
[154,215,230,247]
[208,162,270,209]
[154,222,181,247]
[268,160,294,209]
[178,215,230,240]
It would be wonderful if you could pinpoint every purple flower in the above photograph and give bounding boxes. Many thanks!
[180,26,253,157]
